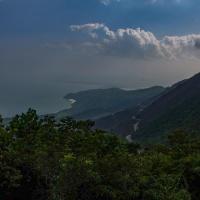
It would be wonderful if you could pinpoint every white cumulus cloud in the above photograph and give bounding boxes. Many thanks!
[70,23,200,60]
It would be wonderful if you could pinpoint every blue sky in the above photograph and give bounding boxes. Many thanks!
[1,0,200,38]
[1,0,200,116]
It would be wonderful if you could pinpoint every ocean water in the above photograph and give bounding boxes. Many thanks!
[0,83,100,118]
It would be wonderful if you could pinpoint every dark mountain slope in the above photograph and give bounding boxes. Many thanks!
[95,87,166,137]
[56,86,165,120]
[95,107,139,137]
[134,72,200,142]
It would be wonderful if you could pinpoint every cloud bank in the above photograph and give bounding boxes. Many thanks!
[70,23,200,60]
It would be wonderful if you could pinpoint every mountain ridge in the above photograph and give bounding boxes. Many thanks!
[132,72,200,142]
[55,86,165,120]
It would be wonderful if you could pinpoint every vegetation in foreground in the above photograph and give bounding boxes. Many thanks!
[1,109,200,200]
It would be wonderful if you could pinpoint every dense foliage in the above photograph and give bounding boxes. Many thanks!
[1,109,200,200]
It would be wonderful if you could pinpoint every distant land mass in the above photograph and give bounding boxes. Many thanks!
[55,86,165,121]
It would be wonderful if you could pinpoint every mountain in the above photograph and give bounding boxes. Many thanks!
[130,72,200,142]
[94,86,166,137]
[55,87,165,120]
[96,73,200,142]
[95,107,138,137]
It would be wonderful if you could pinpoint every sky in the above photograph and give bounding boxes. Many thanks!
[1,0,200,117]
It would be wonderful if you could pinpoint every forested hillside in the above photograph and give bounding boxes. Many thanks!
[94,73,200,143]
[134,72,200,142]
[1,109,200,200]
